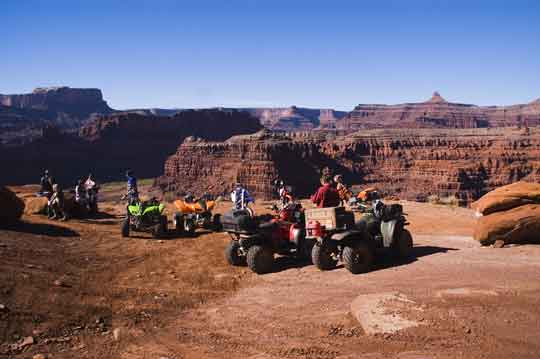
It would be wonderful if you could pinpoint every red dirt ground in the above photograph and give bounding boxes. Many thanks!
[1,189,539,359]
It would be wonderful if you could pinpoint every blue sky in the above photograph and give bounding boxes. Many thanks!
[2,0,539,110]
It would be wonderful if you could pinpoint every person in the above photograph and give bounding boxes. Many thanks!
[311,175,341,208]
[39,170,53,195]
[75,179,86,204]
[334,174,351,206]
[48,183,67,220]
[84,173,99,213]
[230,183,254,211]
[125,170,139,204]
[279,184,294,207]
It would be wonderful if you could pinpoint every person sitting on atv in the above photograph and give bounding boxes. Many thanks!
[39,170,53,196]
[125,170,139,205]
[231,183,254,212]
[311,175,341,208]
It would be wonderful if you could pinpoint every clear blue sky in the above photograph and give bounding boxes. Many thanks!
[2,0,539,110]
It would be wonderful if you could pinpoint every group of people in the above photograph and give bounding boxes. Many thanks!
[311,174,349,208]
[38,170,101,221]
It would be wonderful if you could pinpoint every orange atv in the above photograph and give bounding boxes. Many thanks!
[172,196,221,236]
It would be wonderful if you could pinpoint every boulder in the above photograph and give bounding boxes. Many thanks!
[472,182,540,216]
[473,204,540,246]
[0,186,25,224]
[24,196,49,215]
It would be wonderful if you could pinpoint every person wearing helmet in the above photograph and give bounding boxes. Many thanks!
[230,183,254,212]
[48,183,67,221]
[125,170,139,205]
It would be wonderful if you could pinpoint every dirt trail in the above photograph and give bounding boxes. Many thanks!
[1,195,540,359]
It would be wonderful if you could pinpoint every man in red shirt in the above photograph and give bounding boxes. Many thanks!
[311,175,341,208]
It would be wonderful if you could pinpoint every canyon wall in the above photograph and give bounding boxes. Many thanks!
[333,93,540,130]
[158,128,540,204]
[0,110,262,186]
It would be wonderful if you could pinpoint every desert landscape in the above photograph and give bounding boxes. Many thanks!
[2,1,540,358]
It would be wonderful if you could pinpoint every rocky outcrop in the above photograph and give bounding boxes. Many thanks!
[159,127,540,203]
[0,187,25,224]
[333,92,540,130]
[242,106,347,131]
[0,87,112,122]
[0,110,262,186]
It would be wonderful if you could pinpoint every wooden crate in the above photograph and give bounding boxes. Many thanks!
[305,206,354,230]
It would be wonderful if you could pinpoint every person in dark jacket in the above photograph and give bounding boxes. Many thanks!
[311,175,341,208]
[125,170,139,205]
[39,170,53,195]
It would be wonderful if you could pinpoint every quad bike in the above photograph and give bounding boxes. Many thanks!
[172,196,221,236]
[121,198,168,239]
[222,202,314,274]
[305,203,413,274]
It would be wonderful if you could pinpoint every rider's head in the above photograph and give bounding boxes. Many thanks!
[44,169,49,176]
[126,170,133,178]
[88,173,93,180]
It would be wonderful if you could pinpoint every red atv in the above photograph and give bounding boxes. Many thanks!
[222,202,314,274]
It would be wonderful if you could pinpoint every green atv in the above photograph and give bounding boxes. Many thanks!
[121,198,168,238]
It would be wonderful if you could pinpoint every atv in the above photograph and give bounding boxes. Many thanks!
[222,202,314,274]
[172,196,221,236]
[121,198,168,239]
[305,203,413,274]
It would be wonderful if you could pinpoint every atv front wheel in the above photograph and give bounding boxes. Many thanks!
[174,213,184,234]
[312,243,338,270]
[225,241,246,266]
[121,217,130,238]
[246,245,274,274]
[300,237,316,262]
[183,218,196,237]
[212,213,222,232]
[152,215,168,239]
[343,243,374,274]
[394,229,413,258]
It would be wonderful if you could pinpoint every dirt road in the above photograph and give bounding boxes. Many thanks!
[1,195,540,359]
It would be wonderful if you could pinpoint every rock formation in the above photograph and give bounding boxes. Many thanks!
[159,127,540,203]
[0,87,112,123]
[0,110,262,186]
[0,186,25,224]
[332,92,540,130]
[240,106,347,131]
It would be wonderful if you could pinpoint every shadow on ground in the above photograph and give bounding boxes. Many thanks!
[0,221,80,237]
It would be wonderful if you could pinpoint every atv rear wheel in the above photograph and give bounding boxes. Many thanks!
[312,243,338,270]
[121,217,130,238]
[394,229,413,258]
[225,241,246,266]
[246,245,274,274]
[343,243,374,274]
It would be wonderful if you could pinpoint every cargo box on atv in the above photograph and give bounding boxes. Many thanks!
[305,206,355,230]
[221,209,257,234]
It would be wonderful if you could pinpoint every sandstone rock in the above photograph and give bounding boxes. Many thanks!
[159,127,540,203]
[335,92,540,130]
[472,182,540,216]
[24,196,49,215]
[473,204,540,245]
[0,186,25,224]
[0,109,262,185]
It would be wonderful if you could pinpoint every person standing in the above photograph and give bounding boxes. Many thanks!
[40,170,53,195]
